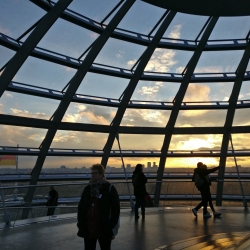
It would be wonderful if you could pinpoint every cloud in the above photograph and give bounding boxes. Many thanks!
[10,108,49,119]
[5,93,13,98]
[116,50,125,59]
[168,24,182,39]
[63,104,113,125]
[139,85,159,95]
[183,84,210,102]
[122,109,171,126]
[145,49,177,72]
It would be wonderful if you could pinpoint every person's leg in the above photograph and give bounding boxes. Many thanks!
[98,239,111,250]
[141,197,146,218]
[200,188,208,214]
[207,188,215,212]
[195,201,203,211]
[84,238,97,250]
[135,197,139,218]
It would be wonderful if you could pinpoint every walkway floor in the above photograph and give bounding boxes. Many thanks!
[1,206,250,250]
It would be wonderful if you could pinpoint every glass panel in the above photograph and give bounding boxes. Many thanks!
[170,134,223,151]
[107,157,160,172]
[117,0,165,34]
[230,134,250,153]
[38,19,99,58]
[68,0,121,23]
[163,13,208,40]
[183,82,234,102]
[0,47,15,69]
[195,51,244,73]
[78,73,129,99]
[146,49,192,73]
[94,38,145,69]
[14,57,76,90]
[0,125,47,147]
[0,0,45,38]
[0,92,59,118]
[233,109,250,126]
[63,103,117,124]
[43,156,102,170]
[112,134,164,150]
[238,81,250,100]
[51,131,109,149]
[165,157,220,169]
[176,110,227,127]
[132,81,181,102]
[121,109,171,127]
[210,16,250,40]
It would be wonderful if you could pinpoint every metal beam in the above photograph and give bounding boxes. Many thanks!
[216,40,250,206]
[154,17,219,205]
[21,0,136,219]
[101,11,177,167]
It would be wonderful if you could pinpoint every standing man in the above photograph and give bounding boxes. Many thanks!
[192,162,221,218]
[46,186,58,216]
[132,163,147,219]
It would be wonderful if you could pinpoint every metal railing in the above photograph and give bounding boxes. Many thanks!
[1,179,249,229]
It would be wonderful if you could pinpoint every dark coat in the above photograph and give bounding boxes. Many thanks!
[192,166,220,189]
[132,170,147,197]
[77,182,120,239]
[46,189,58,206]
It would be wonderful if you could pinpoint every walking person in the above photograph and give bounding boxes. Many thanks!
[132,163,147,219]
[192,162,221,218]
[77,164,120,250]
[46,186,58,216]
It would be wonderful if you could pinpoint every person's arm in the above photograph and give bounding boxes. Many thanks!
[206,166,220,174]
[77,188,86,229]
[109,185,120,230]
[140,172,147,184]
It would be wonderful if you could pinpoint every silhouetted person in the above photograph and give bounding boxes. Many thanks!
[132,164,147,219]
[192,162,221,218]
[46,186,58,216]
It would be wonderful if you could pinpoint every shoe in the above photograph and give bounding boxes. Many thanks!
[203,212,211,218]
[213,211,221,217]
[192,208,197,217]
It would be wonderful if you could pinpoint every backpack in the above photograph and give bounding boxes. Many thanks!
[193,172,204,189]
[109,184,120,238]
[132,173,141,187]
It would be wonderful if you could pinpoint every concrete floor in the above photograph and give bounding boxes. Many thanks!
[1,206,250,250]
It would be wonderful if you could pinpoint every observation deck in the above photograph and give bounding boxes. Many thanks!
[1,206,250,250]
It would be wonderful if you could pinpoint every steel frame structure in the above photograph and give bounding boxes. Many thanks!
[0,0,250,218]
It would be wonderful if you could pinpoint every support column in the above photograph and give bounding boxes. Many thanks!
[21,0,136,219]
[101,11,177,167]
[0,0,73,98]
[154,17,219,206]
[216,40,250,206]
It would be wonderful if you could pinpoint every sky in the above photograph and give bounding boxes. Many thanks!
[0,0,250,170]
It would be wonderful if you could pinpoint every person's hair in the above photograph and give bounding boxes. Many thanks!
[202,164,207,169]
[135,164,143,172]
[91,164,105,175]
[197,162,203,168]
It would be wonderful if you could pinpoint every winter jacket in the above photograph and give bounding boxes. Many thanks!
[77,182,120,239]
[192,166,220,189]
[132,170,147,197]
